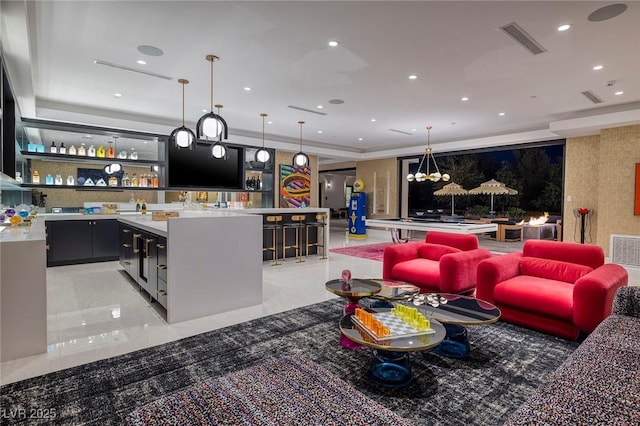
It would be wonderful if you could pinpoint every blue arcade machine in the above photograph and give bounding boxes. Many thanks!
[348,179,367,239]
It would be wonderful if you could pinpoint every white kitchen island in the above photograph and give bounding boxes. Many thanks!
[118,210,263,323]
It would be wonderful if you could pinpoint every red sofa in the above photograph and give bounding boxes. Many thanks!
[382,231,492,294]
[476,239,628,340]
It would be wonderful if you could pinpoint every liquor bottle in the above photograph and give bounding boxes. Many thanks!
[45,174,54,185]
[131,173,139,187]
[151,173,159,188]
[32,170,40,184]
[67,175,75,186]
[129,148,138,160]
[106,142,115,158]
[87,145,96,157]
[27,142,37,152]
[36,144,45,153]
[122,173,131,187]
[139,173,147,188]
[68,144,77,155]
[256,176,261,190]
[50,141,57,153]
[108,176,118,187]
[78,143,86,156]
[135,200,141,212]
[59,143,66,154]
[141,200,147,215]
[54,174,63,185]
[96,145,106,158]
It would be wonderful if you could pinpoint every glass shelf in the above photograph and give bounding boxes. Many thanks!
[20,151,161,166]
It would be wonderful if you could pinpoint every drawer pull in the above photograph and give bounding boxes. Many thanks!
[124,261,131,265]
[158,290,167,296]
[123,229,131,233]
[157,264,167,270]
[122,243,132,248]
[156,244,166,249]
[46,244,50,251]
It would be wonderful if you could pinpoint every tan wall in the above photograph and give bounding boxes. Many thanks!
[275,150,318,207]
[356,158,398,218]
[563,125,640,255]
[30,160,157,211]
[319,161,357,171]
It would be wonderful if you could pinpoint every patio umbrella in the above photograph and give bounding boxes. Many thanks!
[433,182,469,215]
[468,179,518,213]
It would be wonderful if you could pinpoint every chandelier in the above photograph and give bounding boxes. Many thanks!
[406,126,450,183]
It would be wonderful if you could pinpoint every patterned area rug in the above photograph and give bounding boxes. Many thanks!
[127,355,411,426]
[0,299,578,425]
[329,242,394,261]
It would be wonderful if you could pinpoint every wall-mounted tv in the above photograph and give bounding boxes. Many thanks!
[167,142,243,190]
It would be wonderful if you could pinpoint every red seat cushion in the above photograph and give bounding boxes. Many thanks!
[391,258,440,288]
[494,276,574,321]
[520,257,593,283]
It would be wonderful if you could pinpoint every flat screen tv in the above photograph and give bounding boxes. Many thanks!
[168,142,243,190]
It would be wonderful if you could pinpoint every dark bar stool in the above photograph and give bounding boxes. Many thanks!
[263,215,282,266]
[306,214,327,259]
[282,214,306,263]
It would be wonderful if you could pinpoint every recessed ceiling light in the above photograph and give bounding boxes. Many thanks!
[498,112,506,116]
[244,87,252,91]
[267,121,272,124]
[317,105,324,109]
[593,65,604,70]
[614,91,624,95]
[328,40,339,47]
[557,24,571,31]
[371,118,376,122]
[408,74,418,80]
[317,130,323,134]
[358,138,363,141]
[202,109,208,112]
[461,97,469,101]
[114,93,122,98]
[136,59,147,65]
[411,129,417,132]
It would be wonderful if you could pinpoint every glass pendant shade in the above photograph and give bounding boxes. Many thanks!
[211,141,226,159]
[172,126,195,148]
[197,112,227,139]
[255,148,270,163]
[293,152,309,167]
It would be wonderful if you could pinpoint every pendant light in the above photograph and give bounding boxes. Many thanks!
[255,113,270,163]
[170,79,196,149]
[210,104,227,159]
[196,54,228,141]
[406,126,450,183]
[292,121,309,167]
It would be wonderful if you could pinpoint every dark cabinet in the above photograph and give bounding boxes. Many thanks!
[119,222,166,308]
[46,219,119,266]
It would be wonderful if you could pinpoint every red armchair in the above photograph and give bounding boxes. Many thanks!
[476,240,628,340]
[383,231,492,294]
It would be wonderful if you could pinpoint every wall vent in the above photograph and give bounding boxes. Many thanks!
[581,90,604,104]
[94,59,172,80]
[499,22,547,55]
[610,234,640,268]
[389,129,413,136]
[287,105,328,116]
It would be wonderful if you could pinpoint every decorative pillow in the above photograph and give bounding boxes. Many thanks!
[418,243,461,261]
[520,256,593,283]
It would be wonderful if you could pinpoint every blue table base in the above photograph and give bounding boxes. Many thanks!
[434,323,470,358]
[369,349,413,387]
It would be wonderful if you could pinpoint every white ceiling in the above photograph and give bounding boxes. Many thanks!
[2,1,639,164]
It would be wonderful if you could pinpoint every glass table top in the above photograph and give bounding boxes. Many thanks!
[325,278,382,298]
[339,309,446,352]
[406,294,501,326]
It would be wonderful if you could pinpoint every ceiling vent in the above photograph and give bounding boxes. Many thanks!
[581,90,604,104]
[499,22,547,55]
[94,60,172,80]
[287,105,328,115]
[389,129,413,136]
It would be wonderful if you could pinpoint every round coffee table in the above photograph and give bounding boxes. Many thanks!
[339,310,446,388]
[408,293,501,358]
[325,278,382,349]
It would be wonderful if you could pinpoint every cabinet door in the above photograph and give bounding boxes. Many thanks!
[143,234,158,300]
[47,220,93,264]
[127,231,141,283]
[91,219,119,259]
